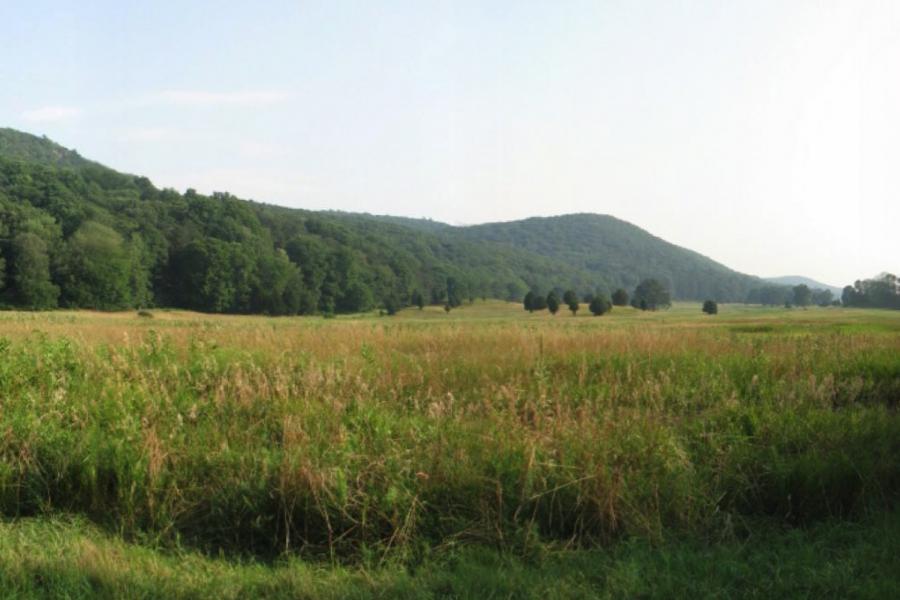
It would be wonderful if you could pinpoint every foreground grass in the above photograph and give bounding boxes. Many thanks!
[0,302,898,595]
[2,511,898,599]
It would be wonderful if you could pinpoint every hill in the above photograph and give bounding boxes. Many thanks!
[765,275,842,297]
[0,127,772,313]
[0,127,105,170]
[452,214,763,300]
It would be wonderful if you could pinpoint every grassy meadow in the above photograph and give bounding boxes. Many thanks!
[0,301,898,598]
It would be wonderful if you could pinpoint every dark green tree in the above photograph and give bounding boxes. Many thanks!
[811,289,833,307]
[546,291,560,315]
[522,291,536,313]
[58,221,133,310]
[340,280,375,313]
[612,288,629,306]
[841,285,857,307]
[170,239,237,312]
[563,290,579,315]
[702,299,718,315]
[252,249,304,315]
[589,294,611,316]
[411,289,425,310]
[284,236,328,314]
[632,279,670,311]
[0,219,7,293]
[127,234,153,309]
[11,232,59,309]
[792,284,812,308]
[446,277,463,308]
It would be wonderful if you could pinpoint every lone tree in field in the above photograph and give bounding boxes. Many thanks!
[589,294,612,316]
[702,300,718,315]
[632,278,671,311]
[612,288,629,306]
[563,290,579,315]
[524,291,536,313]
[546,291,560,315]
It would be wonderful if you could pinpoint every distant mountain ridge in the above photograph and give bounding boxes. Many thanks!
[0,127,796,313]
[764,276,842,297]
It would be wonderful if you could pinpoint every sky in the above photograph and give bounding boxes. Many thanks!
[2,1,898,286]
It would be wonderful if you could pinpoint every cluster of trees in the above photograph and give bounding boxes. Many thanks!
[745,284,836,308]
[782,284,834,308]
[523,279,670,316]
[630,279,671,310]
[744,285,793,306]
[0,212,151,311]
[841,274,900,310]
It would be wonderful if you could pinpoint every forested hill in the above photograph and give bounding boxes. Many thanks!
[0,128,765,314]
[0,127,104,170]
[451,214,762,300]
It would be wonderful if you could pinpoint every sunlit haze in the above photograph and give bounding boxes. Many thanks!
[3,0,898,286]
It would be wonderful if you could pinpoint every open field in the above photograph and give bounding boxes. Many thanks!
[0,301,899,597]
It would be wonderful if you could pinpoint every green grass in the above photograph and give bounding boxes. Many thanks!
[1,511,898,599]
[0,302,898,596]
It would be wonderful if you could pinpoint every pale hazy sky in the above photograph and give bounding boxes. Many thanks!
[3,1,898,286]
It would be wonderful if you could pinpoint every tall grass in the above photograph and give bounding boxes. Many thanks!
[0,305,898,561]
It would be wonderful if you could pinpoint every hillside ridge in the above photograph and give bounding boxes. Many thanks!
[0,127,777,312]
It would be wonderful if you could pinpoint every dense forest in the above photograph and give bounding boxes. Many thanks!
[842,274,900,310]
[0,127,881,315]
[0,130,591,313]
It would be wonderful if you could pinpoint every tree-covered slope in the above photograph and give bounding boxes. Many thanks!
[450,214,764,300]
[0,128,769,313]
[0,127,105,171]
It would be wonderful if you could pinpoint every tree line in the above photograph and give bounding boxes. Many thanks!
[841,274,900,310]
[744,283,837,308]
[523,278,672,316]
